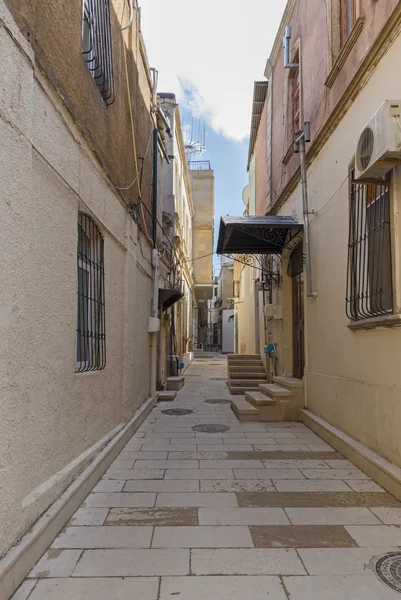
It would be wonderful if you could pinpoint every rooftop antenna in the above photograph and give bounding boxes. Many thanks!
[184,118,206,164]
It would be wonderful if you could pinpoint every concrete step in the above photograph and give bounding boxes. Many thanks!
[228,355,261,361]
[245,391,277,407]
[166,376,185,391]
[228,380,268,395]
[230,372,267,380]
[229,365,266,373]
[229,378,268,387]
[273,376,304,390]
[230,396,259,421]
[157,390,177,401]
[228,360,264,367]
[259,383,293,398]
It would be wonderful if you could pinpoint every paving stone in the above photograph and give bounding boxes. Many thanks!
[84,493,156,507]
[103,469,165,480]
[92,480,125,493]
[120,451,168,459]
[250,525,358,548]
[301,468,370,480]
[124,480,199,492]
[298,547,398,575]
[10,580,37,600]
[191,548,306,575]
[165,469,234,479]
[156,492,239,507]
[198,507,290,525]
[142,445,198,452]
[69,508,109,526]
[133,460,199,469]
[237,491,401,508]
[369,507,401,524]
[325,459,355,469]
[234,469,305,479]
[227,451,343,460]
[252,444,310,452]
[273,480,353,492]
[152,526,254,548]
[346,480,386,492]
[262,459,329,469]
[52,526,153,548]
[167,452,228,459]
[105,507,198,526]
[28,550,82,578]
[145,432,195,438]
[73,549,190,576]
[159,575,288,599]
[307,444,336,451]
[28,578,160,600]
[283,575,401,599]
[284,507,381,525]
[198,444,254,451]
[224,438,278,445]
[199,459,265,469]
[346,525,401,546]
[108,459,135,470]
[200,479,275,492]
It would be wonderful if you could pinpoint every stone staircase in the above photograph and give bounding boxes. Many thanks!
[231,375,305,422]
[195,349,215,359]
[227,354,268,394]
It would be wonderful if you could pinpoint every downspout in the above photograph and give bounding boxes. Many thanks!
[149,128,160,398]
[297,128,316,298]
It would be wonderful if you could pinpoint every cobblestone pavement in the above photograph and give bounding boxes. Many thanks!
[13,357,401,599]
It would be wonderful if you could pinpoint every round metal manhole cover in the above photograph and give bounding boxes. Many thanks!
[204,399,231,405]
[373,552,401,593]
[161,409,194,416]
[192,424,230,433]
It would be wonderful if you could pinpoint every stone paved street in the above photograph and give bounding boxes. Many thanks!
[13,357,401,599]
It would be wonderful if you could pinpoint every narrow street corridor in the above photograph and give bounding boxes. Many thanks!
[13,357,401,599]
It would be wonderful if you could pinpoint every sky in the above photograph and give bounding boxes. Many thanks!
[140,0,287,270]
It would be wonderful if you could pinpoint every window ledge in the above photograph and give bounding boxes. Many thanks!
[348,313,401,332]
[325,16,365,89]
[282,143,294,166]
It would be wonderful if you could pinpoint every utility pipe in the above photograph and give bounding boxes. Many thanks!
[121,0,134,31]
[297,130,317,298]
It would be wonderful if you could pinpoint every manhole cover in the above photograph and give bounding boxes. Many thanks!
[161,409,194,416]
[192,424,230,433]
[204,399,231,404]
[373,552,401,593]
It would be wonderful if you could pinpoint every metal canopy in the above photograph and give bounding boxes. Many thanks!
[158,288,183,311]
[217,216,303,255]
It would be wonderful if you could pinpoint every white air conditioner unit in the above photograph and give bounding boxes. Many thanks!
[354,100,401,180]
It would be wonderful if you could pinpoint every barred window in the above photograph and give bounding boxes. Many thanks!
[82,0,115,106]
[76,213,106,372]
[346,174,393,320]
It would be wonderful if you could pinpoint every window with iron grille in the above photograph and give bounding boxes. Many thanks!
[76,213,106,372]
[346,174,393,321]
[82,0,115,106]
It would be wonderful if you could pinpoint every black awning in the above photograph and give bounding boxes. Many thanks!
[158,288,183,311]
[217,216,303,255]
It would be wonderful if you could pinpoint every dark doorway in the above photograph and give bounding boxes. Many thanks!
[289,244,305,379]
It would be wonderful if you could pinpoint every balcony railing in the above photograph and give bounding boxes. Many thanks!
[187,160,211,171]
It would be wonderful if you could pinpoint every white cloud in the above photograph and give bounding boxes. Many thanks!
[140,0,287,140]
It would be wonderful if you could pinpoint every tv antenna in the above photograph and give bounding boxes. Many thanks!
[184,118,206,163]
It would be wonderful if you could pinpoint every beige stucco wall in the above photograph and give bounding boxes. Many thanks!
[190,170,214,299]
[0,14,153,555]
[278,32,401,466]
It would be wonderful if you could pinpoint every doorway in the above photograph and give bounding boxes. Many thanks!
[289,245,305,379]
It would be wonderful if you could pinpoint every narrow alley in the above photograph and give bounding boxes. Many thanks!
[13,357,401,600]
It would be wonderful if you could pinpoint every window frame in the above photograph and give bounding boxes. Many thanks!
[76,213,106,373]
[346,171,393,321]
[340,0,356,48]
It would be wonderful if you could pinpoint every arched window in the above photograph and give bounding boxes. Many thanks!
[76,213,106,372]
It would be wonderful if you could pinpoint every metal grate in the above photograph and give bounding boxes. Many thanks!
[161,409,194,416]
[287,243,304,278]
[192,424,230,433]
[346,176,393,320]
[373,552,401,593]
[356,127,374,171]
[82,0,115,106]
[76,213,106,372]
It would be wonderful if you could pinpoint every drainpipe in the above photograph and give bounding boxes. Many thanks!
[149,128,160,398]
[296,125,317,298]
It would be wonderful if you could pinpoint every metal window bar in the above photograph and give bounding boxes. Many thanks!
[346,177,393,320]
[82,0,115,106]
[76,213,106,372]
